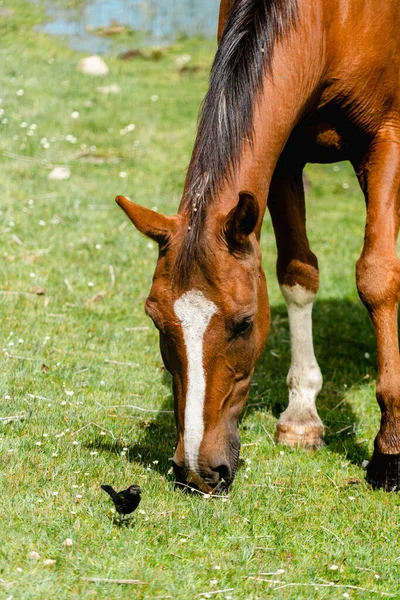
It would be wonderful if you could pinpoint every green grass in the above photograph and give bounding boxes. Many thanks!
[1,2,400,598]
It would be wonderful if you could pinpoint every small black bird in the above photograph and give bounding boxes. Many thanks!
[101,484,141,518]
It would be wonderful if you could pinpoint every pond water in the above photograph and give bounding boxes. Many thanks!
[39,0,220,54]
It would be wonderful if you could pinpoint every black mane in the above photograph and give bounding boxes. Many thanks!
[175,0,298,283]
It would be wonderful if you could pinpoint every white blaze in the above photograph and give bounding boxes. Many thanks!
[174,290,218,471]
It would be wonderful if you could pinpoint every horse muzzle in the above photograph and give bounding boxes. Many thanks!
[172,436,240,493]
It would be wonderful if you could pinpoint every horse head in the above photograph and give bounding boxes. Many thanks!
[117,193,269,490]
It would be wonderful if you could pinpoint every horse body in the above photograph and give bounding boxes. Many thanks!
[118,0,400,491]
[292,1,400,165]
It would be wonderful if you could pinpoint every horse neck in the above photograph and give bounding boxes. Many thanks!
[183,1,326,227]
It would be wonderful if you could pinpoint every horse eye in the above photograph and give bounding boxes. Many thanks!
[233,318,253,338]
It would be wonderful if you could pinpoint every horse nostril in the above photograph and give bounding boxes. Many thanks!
[172,460,188,484]
[214,463,231,484]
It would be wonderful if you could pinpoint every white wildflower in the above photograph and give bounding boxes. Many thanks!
[43,559,56,566]
[48,166,71,181]
[77,55,109,76]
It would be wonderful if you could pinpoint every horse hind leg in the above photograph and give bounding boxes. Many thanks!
[354,137,400,490]
[268,164,324,449]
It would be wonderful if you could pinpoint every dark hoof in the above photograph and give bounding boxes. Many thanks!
[366,449,400,491]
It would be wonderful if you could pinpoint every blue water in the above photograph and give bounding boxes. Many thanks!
[39,0,220,53]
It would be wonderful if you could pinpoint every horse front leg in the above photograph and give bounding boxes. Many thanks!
[354,138,400,490]
[268,163,324,449]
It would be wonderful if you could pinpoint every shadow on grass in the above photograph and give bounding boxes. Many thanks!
[92,297,377,475]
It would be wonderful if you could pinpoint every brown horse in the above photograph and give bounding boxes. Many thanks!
[117,0,400,492]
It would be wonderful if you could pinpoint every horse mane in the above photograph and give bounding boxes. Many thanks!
[175,0,298,284]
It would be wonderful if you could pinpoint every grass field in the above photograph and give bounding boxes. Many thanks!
[1,2,400,599]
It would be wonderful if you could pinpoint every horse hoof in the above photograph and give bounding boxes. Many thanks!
[275,423,324,450]
[366,449,400,491]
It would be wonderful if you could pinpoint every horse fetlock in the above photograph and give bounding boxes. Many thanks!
[286,364,323,396]
[376,377,400,411]
[374,414,400,455]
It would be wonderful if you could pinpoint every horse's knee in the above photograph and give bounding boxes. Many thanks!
[277,257,319,292]
[356,254,400,309]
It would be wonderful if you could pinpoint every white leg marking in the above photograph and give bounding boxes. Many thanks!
[279,284,323,429]
[174,290,218,472]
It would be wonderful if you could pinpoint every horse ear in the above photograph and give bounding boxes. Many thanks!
[116,195,176,245]
[223,191,259,252]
